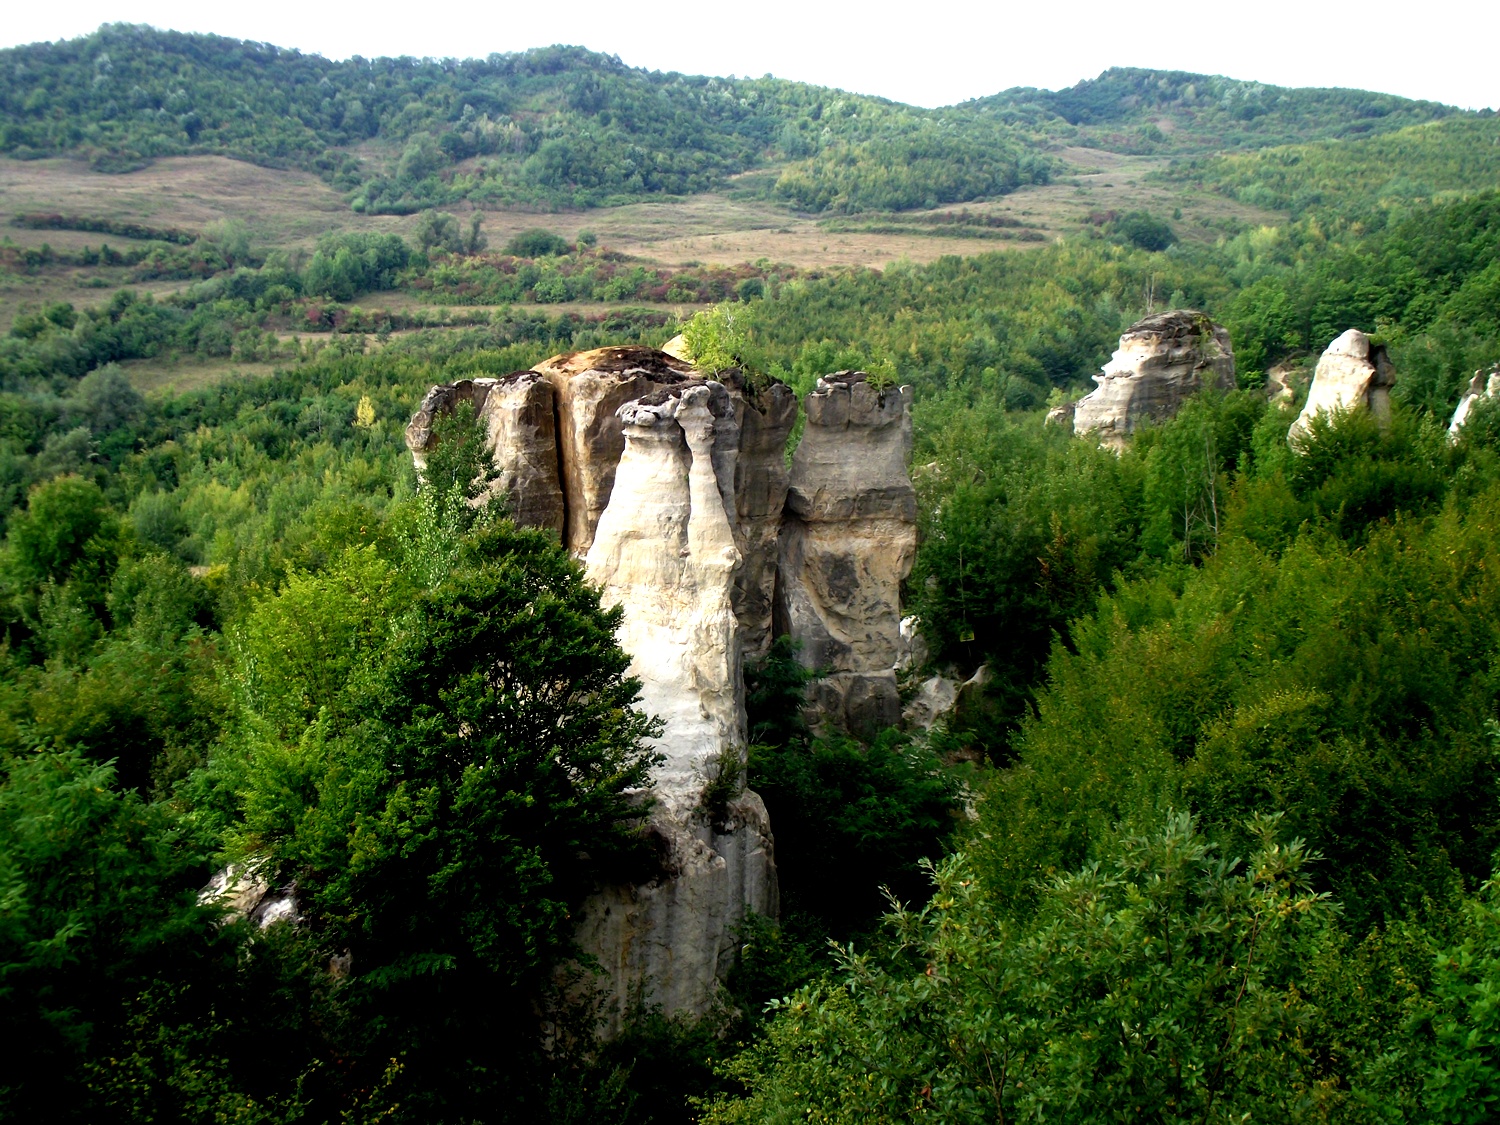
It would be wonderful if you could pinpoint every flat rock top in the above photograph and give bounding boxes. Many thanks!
[1121,309,1222,343]
[534,346,697,381]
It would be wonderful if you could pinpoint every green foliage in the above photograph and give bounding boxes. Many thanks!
[682,301,756,374]
[708,813,1336,1124]
[505,228,573,258]
[1111,208,1177,251]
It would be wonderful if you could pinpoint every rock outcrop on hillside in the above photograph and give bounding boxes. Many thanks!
[1073,310,1236,449]
[404,374,566,534]
[407,349,916,1020]
[778,373,917,737]
[1449,366,1500,439]
[1289,328,1395,443]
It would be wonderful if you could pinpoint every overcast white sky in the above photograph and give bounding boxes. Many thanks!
[3,0,1496,111]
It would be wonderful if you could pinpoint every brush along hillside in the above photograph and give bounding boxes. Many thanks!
[5,27,1500,1125]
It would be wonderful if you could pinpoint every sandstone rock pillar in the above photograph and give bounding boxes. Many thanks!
[578,382,777,1023]
[1289,328,1396,444]
[404,373,565,535]
[777,372,916,737]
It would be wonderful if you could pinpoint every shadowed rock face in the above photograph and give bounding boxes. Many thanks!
[1290,328,1396,444]
[404,374,565,535]
[1449,366,1500,440]
[723,373,799,661]
[777,372,917,737]
[1073,310,1236,449]
[533,347,697,554]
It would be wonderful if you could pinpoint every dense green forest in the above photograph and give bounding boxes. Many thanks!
[6,33,1500,1121]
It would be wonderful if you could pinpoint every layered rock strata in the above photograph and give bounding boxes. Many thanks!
[1289,328,1396,444]
[777,372,917,737]
[1073,310,1236,449]
[404,374,565,534]
[1449,366,1500,440]
[578,381,776,1021]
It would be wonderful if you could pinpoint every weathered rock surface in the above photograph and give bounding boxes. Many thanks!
[578,381,777,1022]
[1449,366,1500,439]
[1045,399,1077,427]
[533,347,696,554]
[903,674,959,732]
[778,372,916,737]
[724,374,799,660]
[1290,329,1395,443]
[404,373,565,534]
[200,862,300,929]
[1073,310,1236,449]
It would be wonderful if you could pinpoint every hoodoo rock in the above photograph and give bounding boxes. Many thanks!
[404,374,565,534]
[1449,366,1500,440]
[578,381,776,1021]
[1073,310,1236,449]
[1290,329,1395,444]
[777,372,917,737]
[532,347,697,554]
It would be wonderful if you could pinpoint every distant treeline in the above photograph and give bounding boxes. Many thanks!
[11,212,199,244]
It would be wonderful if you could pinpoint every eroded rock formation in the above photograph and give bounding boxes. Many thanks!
[778,372,917,737]
[578,381,776,1021]
[1449,366,1500,440]
[1073,310,1236,449]
[404,374,565,534]
[1290,328,1395,444]
[724,374,798,660]
[407,349,917,1020]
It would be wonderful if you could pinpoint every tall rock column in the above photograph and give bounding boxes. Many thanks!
[576,381,777,1023]
[724,374,799,661]
[777,372,916,737]
[532,347,696,555]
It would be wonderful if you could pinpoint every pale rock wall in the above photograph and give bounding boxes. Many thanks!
[579,381,776,1022]
[533,347,696,555]
[1449,366,1500,440]
[1290,328,1396,444]
[1073,310,1236,449]
[777,373,916,737]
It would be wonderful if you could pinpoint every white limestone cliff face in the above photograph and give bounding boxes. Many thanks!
[404,373,565,534]
[1073,310,1236,450]
[1449,366,1500,440]
[532,347,697,555]
[778,372,917,737]
[1290,328,1396,444]
[579,381,776,1022]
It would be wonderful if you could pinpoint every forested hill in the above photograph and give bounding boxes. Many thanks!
[0,24,1053,214]
[0,26,1475,217]
[972,66,1469,154]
